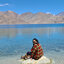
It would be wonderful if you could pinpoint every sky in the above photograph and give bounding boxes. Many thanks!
[0,0,64,15]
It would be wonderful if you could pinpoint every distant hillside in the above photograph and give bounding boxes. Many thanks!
[0,10,64,24]
[56,12,64,16]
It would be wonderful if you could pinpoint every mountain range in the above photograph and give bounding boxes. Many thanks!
[0,10,64,24]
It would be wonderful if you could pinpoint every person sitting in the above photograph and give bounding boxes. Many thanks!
[21,38,44,60]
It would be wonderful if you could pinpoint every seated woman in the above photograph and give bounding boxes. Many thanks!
[21,38,44,60]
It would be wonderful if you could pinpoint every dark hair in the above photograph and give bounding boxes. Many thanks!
[33,38,39,44]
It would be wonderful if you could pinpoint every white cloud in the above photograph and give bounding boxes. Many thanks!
[0,3,9,7]
[46,12,51,14]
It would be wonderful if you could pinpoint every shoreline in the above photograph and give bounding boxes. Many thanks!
[0,55,21,64]
[0,23,64,25]
[0,50,64,64]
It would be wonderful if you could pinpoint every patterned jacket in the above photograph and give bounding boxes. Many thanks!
[31,43,43,60]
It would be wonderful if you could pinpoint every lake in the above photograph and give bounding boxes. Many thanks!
[0,24,64,64]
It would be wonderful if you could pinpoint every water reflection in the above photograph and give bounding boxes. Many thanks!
[0,27,64,37]
[0,27,64,56]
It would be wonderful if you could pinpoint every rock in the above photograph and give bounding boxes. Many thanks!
[18,56,55,64]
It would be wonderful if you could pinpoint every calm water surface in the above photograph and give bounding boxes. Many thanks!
[0,24,64,64]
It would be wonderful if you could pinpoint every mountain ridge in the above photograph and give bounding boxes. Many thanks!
[0,11,64,24]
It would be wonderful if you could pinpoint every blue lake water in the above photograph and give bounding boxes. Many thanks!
[0,24,64,64]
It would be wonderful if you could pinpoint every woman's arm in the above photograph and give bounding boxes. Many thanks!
[31,44,38,58]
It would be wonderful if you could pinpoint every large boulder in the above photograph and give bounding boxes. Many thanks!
[19,56,55,64]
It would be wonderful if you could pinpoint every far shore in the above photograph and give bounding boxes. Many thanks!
[0,23,64,25]
[0,24,64,28]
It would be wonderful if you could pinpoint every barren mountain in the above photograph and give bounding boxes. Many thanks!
[0,10,64,24]
[56,12,64,16]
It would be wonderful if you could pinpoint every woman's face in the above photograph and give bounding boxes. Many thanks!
[33,40,37,44]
